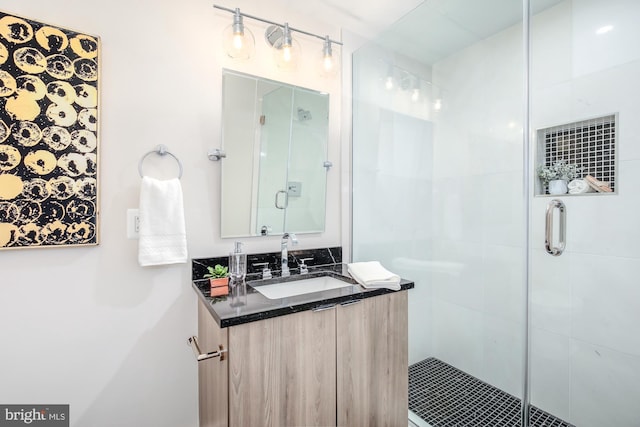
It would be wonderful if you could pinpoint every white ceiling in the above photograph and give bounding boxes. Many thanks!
[371,0,565,65]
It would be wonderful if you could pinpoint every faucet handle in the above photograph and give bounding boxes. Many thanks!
[252,262,272,279]
[299,257,313,274]
[283,232,298,245]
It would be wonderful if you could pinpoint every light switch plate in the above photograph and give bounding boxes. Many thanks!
[127,209,140,239]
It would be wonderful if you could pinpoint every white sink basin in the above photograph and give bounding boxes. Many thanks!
[251,275,354,300]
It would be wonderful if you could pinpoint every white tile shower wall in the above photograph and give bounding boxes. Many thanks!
[571,0,640,79]
[482,244,524,324]
[481,314,523,397]
[429,3,525,398]
[570,253,640,356]
[570,340,640,427]
[352,45,436,365]
[530,249,572,336]
[529,1,640,425]
[427,0,640,423]
[431,299,484,379]
[530,327,571,421]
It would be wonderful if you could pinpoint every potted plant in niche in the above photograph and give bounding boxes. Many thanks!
[204,264,229,297]
[537,160,580,195]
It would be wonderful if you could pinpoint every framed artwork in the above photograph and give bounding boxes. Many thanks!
[0,11,99,249]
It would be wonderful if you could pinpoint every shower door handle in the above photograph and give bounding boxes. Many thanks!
[545,199,566,256]
[275,190,288,209]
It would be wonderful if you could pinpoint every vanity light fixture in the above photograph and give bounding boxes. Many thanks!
[222,8,255,59]
[322,37,333,70]
[319,35,338,77]
[214,4,342,73]
[270,23,301,70]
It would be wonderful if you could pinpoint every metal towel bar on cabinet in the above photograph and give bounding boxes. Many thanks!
[187,336,227,362]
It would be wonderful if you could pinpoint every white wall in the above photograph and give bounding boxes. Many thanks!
[0,1,341,426]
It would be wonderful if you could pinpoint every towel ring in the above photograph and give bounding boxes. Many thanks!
[138,144,183,179]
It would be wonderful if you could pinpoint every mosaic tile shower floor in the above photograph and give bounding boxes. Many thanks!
[409,358,574,427]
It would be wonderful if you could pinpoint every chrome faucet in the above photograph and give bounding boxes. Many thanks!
[280,232,298,277]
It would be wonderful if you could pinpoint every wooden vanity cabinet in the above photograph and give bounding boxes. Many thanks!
[197,290,408,427]
[228,308,336,426]
[336,291,408,426]
[197,298,228,427]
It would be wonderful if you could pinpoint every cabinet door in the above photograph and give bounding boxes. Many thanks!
[198,300,229,427]
[336,291,408,427]
[228,308,337,427]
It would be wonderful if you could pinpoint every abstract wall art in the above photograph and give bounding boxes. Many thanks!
[0,11,99,249]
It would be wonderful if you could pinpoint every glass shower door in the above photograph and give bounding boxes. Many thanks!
[352,2,527,425]
[528,1,640,425]
[255,86,293,235]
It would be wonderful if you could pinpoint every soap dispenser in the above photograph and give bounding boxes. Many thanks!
[229,241,247,283]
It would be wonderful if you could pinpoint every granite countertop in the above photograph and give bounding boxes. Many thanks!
[192,263,414,328]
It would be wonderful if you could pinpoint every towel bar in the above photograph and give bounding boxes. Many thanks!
[188,336,227,362]
[138,144,183,178]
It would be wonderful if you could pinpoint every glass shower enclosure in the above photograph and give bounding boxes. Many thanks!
[351,1,640,426]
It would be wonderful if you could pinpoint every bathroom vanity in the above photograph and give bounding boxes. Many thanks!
[192,265,413,427]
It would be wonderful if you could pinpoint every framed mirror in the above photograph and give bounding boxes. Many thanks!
[220,70,330,238]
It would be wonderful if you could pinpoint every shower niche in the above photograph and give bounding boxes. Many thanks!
[535,114,618,196]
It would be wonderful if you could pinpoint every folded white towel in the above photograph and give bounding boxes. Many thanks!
[568,179,593,194]
[347,261,401,291]
[138,176,187,267]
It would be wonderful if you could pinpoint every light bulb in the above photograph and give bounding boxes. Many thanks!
[385,76,394,90]
[323,55,333,71]
[322,37,333,71]
[411,88,420,102]
[283,45,292,62]
[222,8,255,60]
[318,36,339,77]
[233,33,243,50]
[273,23,300,70]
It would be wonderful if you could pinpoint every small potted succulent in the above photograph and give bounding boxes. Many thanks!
[204,264,229,296]
[537,160,580,194]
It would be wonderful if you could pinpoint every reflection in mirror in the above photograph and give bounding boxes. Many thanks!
[220,70,330,238]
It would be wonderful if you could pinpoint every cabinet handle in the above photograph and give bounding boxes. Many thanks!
[188,336,227,362]
[340,299,362,307]
[312,303,336,312]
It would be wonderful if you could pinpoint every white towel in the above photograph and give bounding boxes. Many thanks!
[568,179,593,195]
[138,176,187,266]
[347,261,401,291]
